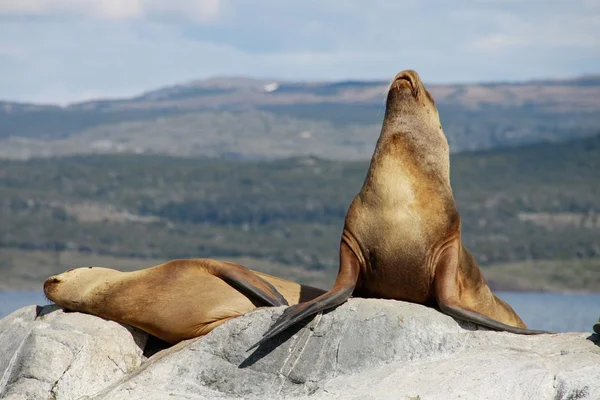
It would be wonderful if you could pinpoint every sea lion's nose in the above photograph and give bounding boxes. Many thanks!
[43,276,60,293]
[391,70,420,96]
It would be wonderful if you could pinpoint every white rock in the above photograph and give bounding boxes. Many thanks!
[89,299,600,400]
[0,305,147,400]
[1,300,599,399]
[264,83,279,92]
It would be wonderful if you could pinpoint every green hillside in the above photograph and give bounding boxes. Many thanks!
[0,134,599,291]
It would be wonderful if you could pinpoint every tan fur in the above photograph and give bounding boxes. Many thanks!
[44,259,324,344]
[256,70,531,347]
[348,70,525,326]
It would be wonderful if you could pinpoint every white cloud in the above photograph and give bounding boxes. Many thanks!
[457,4,600,54]
[150,0,220,23]
[0,0,143,19]
[0,0,221,22]
[0,0,598,102]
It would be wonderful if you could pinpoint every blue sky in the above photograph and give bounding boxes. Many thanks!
[1,0,599,104]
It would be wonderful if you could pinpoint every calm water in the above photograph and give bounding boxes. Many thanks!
[0,290,598,333]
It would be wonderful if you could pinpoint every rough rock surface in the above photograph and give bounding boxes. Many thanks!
[1,299,599,400]
[0,305,147,400]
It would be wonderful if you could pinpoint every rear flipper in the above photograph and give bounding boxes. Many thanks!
[207,260,289,307]
[248,240,361,350]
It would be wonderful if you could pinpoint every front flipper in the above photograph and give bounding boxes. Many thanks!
[248,239,362,350]
[438,302,551,334]
[434,239,553,335]
[207,260,289,307]
[248,285,354,350]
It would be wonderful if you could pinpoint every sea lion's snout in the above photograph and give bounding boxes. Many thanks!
[43,276,60,295]
[392,71,415,87]
[390,70,421,97]
[43,276,60,288]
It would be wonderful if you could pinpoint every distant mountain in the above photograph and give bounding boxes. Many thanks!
[1,75,599,160]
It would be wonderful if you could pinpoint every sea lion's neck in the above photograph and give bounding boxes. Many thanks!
[364,125,451,192]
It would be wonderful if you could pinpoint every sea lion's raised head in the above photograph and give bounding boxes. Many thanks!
[43,266,116,311]
[379,69,450,180]
[383,70,442,134]
[385,69,435,111]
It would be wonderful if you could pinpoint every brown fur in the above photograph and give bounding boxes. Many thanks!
[253,70,546,349]
[342,70,524,323]
[44,259,324,344]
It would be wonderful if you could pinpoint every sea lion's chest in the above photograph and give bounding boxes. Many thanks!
[347,171,451,302]
[352,168,438,253]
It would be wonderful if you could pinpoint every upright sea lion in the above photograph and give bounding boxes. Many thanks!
[44,259,324,344]
[253,69,548,348]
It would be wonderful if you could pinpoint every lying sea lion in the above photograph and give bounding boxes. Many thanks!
[44,259,324,344]
[253,69,548,348]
